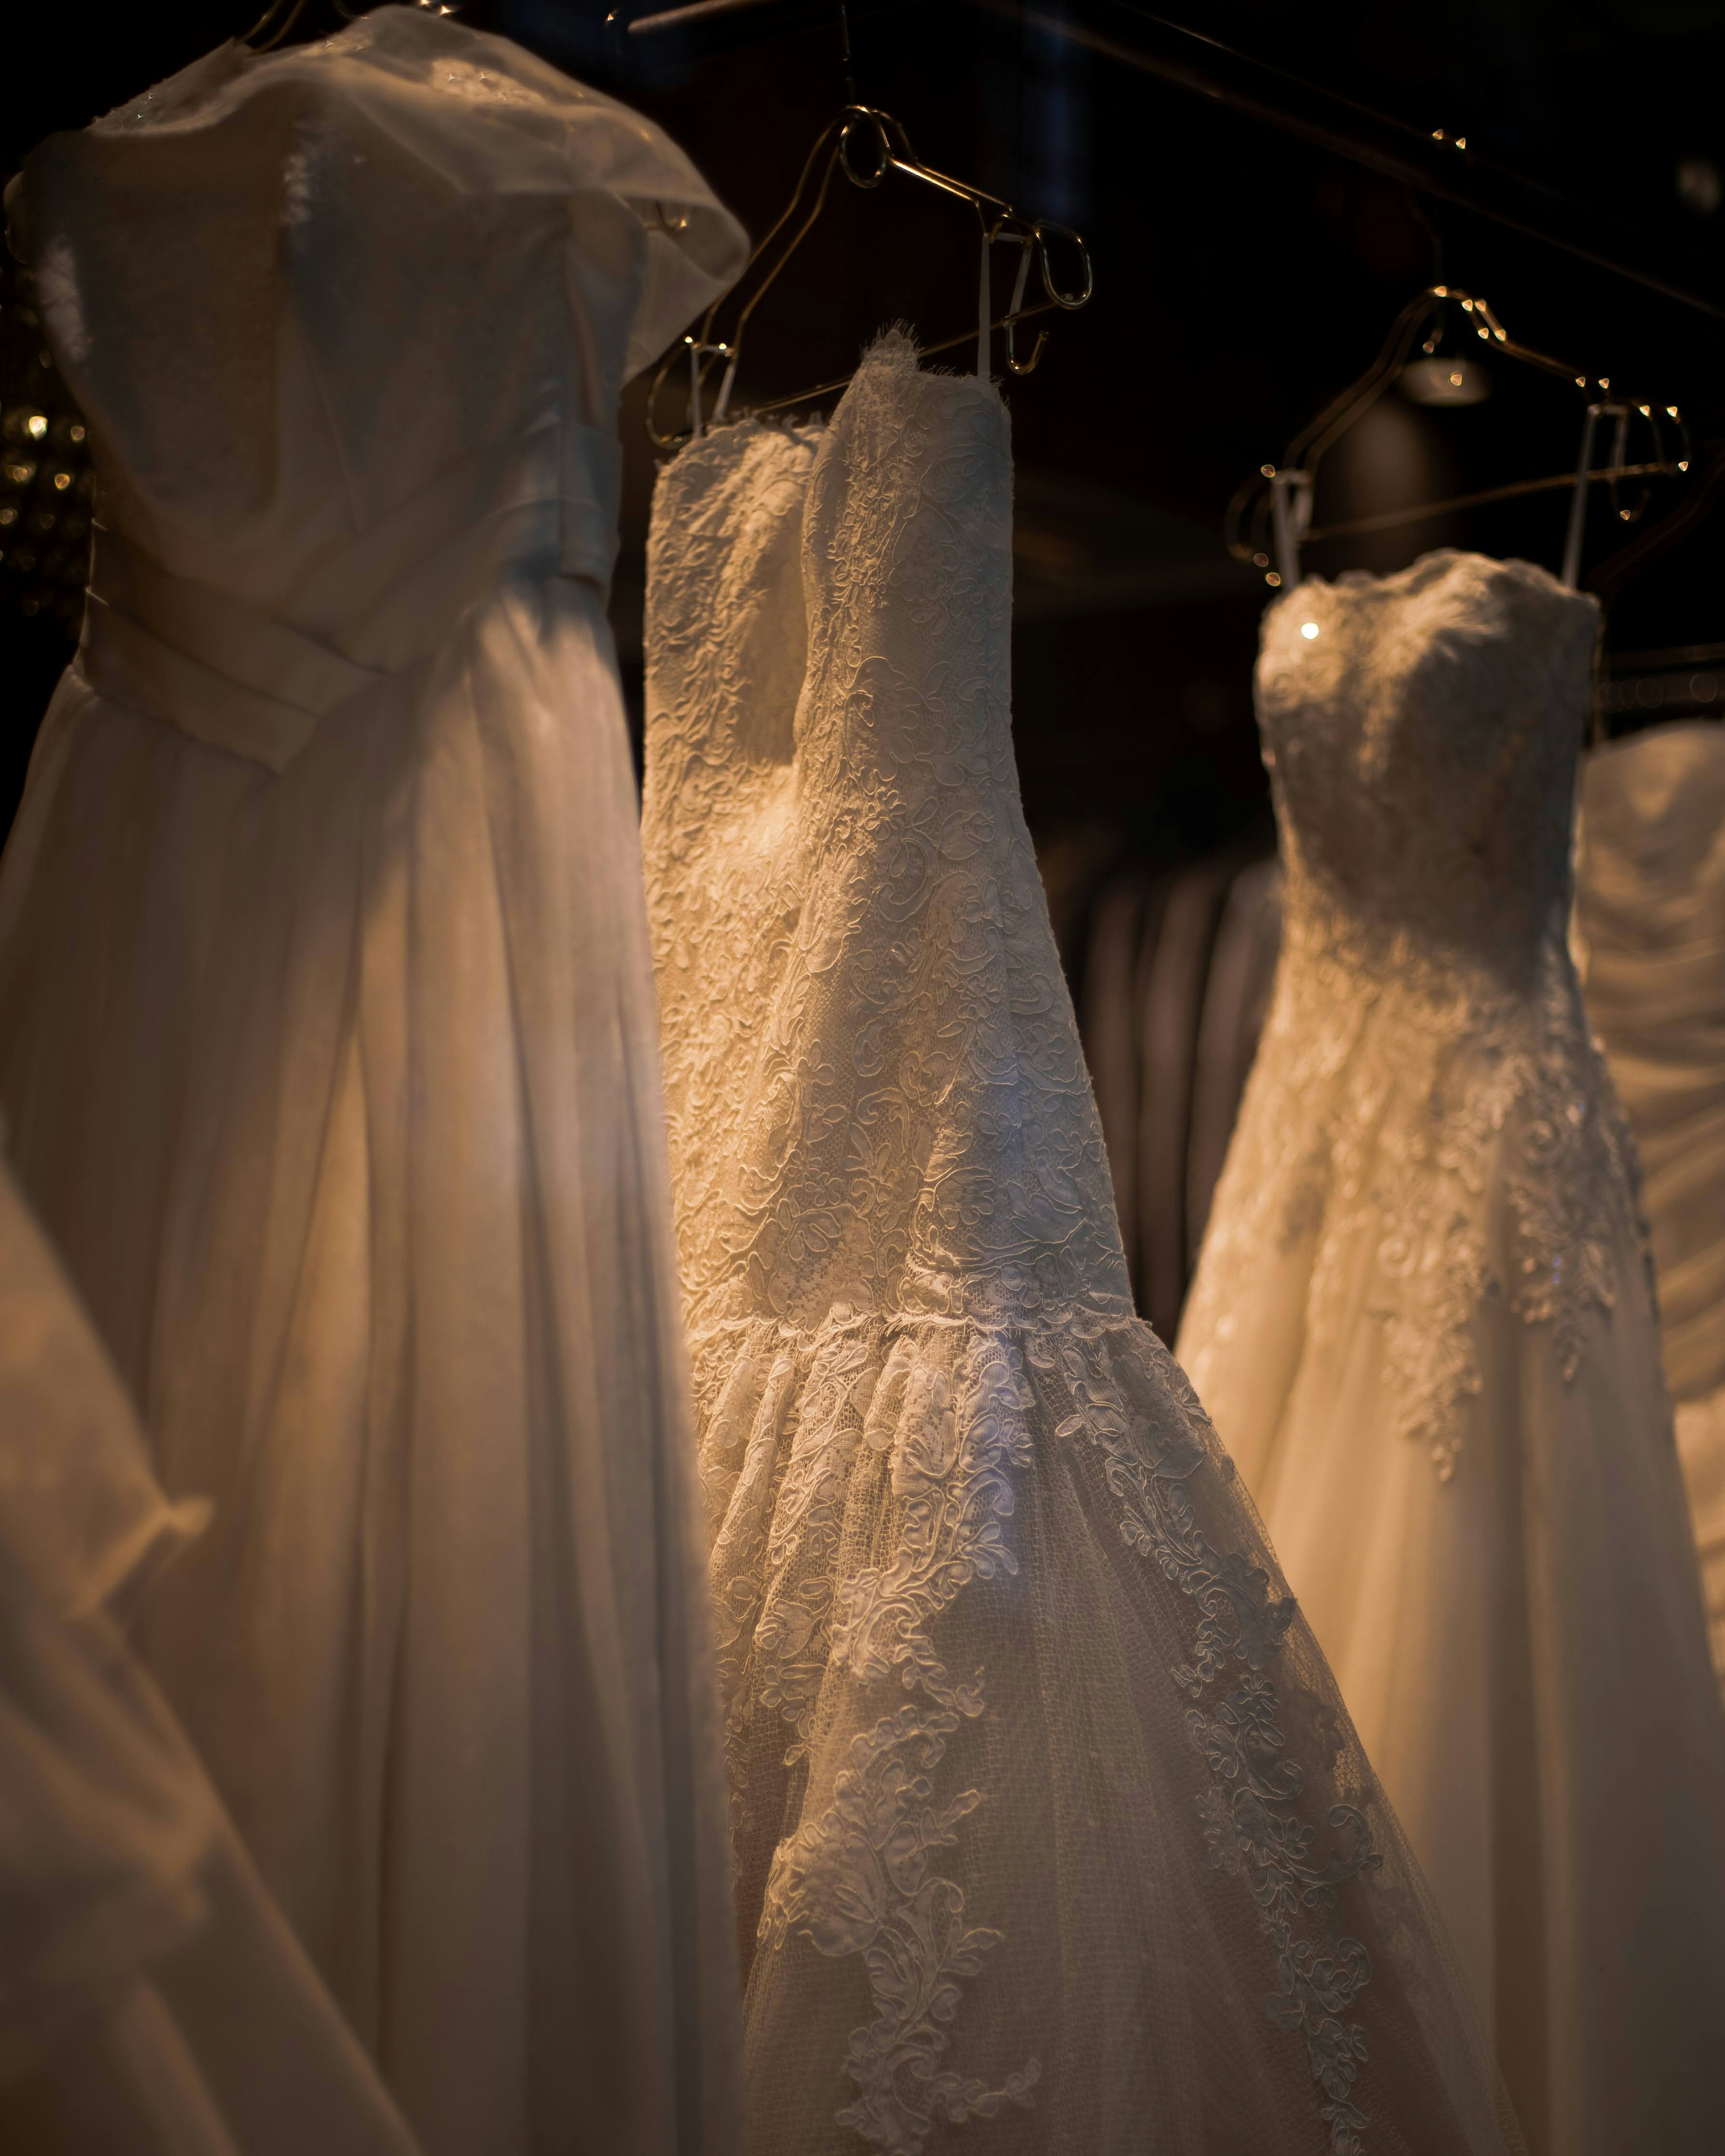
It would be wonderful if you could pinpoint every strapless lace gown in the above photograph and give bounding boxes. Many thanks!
[1177,553,1725,2156]
[642,338,1516,2156]
[0,14,746,2151]
[1579,722,1725,1686]
[0,1155,420,2156]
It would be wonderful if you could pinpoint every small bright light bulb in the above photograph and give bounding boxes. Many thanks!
[25,415,46,440]
[1300,620,1320,640]
[1599,376,1610,390]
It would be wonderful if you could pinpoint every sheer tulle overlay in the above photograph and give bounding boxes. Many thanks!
[1579,721,1725,1685]
[0,1156,423,2156]
[1177,555,1725,2156]
[643,337,1517,2156]
[0,14,747,2151]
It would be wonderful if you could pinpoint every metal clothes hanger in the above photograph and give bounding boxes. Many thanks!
[1225,284,1691,594]
[639,4,1093,447]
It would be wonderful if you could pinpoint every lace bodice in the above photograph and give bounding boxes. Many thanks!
[645,333,1130,1337]
[1184,550,1646,1478]
[1261,551,1595,993]
[5,6,745,769]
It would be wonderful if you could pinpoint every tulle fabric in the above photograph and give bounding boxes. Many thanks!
[1578,721,1725,1688]
[0,584,741,2152]
[0,1155,421,2156]
[645,342,1519,2156]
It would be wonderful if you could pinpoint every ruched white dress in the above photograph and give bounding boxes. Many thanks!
[643,338,1517,2156]
[0,1155,421,2156]
[1177,554,1725,2156]
[1579,721,1725,1684]
[0,13,748,2152]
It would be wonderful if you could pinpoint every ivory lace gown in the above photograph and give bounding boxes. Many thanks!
[0,13,746,2151]
[1579,722,1725,1683]
[1177,554,1725,2156]
[642,337,1516,2156]
[0,1155,422,2156]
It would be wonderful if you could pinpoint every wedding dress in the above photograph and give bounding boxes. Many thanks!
[1176,553,1725,2156]
[0,13,746,2151]
[0,1154,421,2156]
[642,336,1517,2156]
[1578,720,1725,1684]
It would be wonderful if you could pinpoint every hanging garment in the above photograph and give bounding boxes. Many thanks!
[1176,552,1725,2156]
[0,13,748,2153]
[1185,852,1283,1258]
[1577,720,1725,1686]
[641,336,1518,2156]
[0,1154,422,2156]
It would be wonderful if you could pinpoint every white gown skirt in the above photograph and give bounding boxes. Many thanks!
[0,575,739,2155]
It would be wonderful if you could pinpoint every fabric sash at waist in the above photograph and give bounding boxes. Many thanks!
[77,415,619,773]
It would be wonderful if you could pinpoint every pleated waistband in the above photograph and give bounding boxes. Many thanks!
[76,415,620,773]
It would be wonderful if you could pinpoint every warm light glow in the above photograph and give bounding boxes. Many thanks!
[1265,571,1282,586]
[1599,376,1610,389]
[1455,136,1467,149]
[25,415,46,440]
[1300,621,1320,640]
[1261,463,1276,478]
[52,472,70,491]
[1399,357,1491,407]
[68,425,85,443]
[1668,406,1680,418]
[1639,404,1650,416]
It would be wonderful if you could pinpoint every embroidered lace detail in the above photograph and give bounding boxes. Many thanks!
[645,348,1504,2155]
[1183,553,1645,1480]
[758,1703,1040,2155]
[1053,1329,1381,2153]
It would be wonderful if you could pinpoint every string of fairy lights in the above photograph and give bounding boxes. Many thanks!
[0,252,92,638]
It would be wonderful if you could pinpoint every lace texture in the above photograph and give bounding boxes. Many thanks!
[644,343,1513,2156]
[1181,554,1640,1479]
[1174,556,1725,2156]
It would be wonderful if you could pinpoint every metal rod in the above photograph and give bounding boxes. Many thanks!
[1301,459,1683,545]
[629,0,786,31]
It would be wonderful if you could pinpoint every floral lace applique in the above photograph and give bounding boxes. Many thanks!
[1053,1329,1381,2153]
[759,1703,1039,2156]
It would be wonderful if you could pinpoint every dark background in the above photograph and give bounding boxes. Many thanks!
[4,0,1724,950]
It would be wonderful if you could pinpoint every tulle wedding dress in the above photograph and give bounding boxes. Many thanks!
[1177,552,1725,2156]
[1579,720,1725,1684]
[0,13,746,2150]
[0,1154,421,2156]
[642,335,1517,2156]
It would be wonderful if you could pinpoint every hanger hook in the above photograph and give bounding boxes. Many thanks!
[1032,221,1094,311]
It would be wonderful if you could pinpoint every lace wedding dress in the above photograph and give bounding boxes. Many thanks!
[1579,721,1725,1686]
[1177,553,1725,2156]
[642,335,1517,2156]
[0,14,746,2150]
[0,1154,421,2156]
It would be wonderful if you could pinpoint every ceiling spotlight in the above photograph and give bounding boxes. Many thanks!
[1399,357,1492,407]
